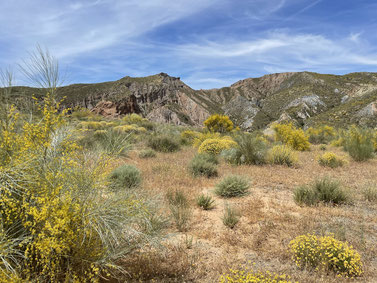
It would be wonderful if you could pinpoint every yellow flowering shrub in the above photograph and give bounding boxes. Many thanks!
[306,125,335,144]
[114,124,147,133]
[204,114,234,133]
[79,120,115,130]
[318,152,345,168]
[0,93,161,281]
[267,145,298,167]
[122,113,146,124]
[343,125,375,161]
[198,137,237,155]
[289,234,363,277]
[180,130,201,144]
[219,268,295,283]
[193,131,221,148]
[273,123,310,151]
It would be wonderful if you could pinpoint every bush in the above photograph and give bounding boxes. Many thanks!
[147,135,180,152]
[343,126,375,161]
[0,93,163,281]
[166,190,191,232]
[196,194,215,210]
[180,130,201,145]
[219,268,293,283]
[289,233,363,277]
[139,149,157,158]
[114,124,147,134]
[319,144,327,151]
[306,125,336,144]
[267,145,298,166]
[198,137,237,155]
[95,129,132,157]
[294,177,349,206]
[109,164,142,190]
[193,131,221,148]
[222,203,240,229]
[362,183,377,202]
[188,154,218,178]
[318,152,345,168]
[273,123,310,151]
[225,134,268,165]
[215,175,250,198]
[204,114,234,133]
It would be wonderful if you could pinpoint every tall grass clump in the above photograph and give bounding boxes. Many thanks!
[188,153,219,178]
[224,134,268,165]
[215,175,250,198]
[267,145,298,166]
[289,233,363,277]
[139,148,157,158]
[294,177,349,206]
[147,134,180,153]
[196,194,216,210]
[343,126,375,161]
[0,92,163,281]
[222,203,240,229]
[166,190,191,232]
[362,183,377,202]
[109,164,142,190]
[94,129,132,157]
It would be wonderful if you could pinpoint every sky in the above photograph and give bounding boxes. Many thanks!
[1,0,377,89]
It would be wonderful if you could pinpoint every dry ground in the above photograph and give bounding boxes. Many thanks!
[123,144,377,282]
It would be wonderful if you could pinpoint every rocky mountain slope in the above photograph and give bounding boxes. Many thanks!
[5,71,377,129]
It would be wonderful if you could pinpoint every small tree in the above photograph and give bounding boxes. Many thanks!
[204,114,234,133]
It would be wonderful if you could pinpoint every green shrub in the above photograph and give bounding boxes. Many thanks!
[204,114,234,133]
[215,175,250,198]
[139,149,157,158]
[180,130,201,145]
[318,152,345,168]
[362,183,377,202]
[306,125,336,144]
[343,126,375,161]
[267,145,298,166]
[289,233,363,277]
[95,129,132,157]
[226,134,268,165]
[166,190,191,232]
[188,154,218,178]
[109,164,142,190]
[196,194,215,210]
[222,204,240,229]
[319,144,327,151]
[147,135,180,152]
[294,177,349,206]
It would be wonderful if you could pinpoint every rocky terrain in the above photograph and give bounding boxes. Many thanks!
[6,71,377,129]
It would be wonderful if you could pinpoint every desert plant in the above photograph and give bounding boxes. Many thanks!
[215,175,250,198]
[319,144,327,151]
[166,190,191,232]
[204,114,234,133]
[222,203,240,229]
[198,137,237,155]
[362,183,377,202]
[188,154,218,178]
[139,149,157,158]
[294,177,349,206]
[289,233,363,277]
[95,129,132,156]
[318,152,345,168]
[219,268,294,283]
[196,194,216,210]
[306,125,336,144]
[148,134,180,153]
[343,126,375,161]
[193,131,221,148]
[180,130,201,145]
[273,123,310,151]
[109,164,142,190]
[268,145,298,166]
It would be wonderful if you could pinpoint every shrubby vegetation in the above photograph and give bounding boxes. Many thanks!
[222,203,240,229]
[273,123,310,151]
[198,136,237,155]
[204,114,234,133]
[139,148,157,158]
[318,152,345,168]
[342,125,375,161]
[166,190,191,232]
[109,164,142,190]
[188,153,219,178]
[306,125,335,144]
[289,234,363,277]
[196,194,216,210]
[215,175,250,198]
[219,268,294,283]
[267,145,298,167]
[147,134,180,152]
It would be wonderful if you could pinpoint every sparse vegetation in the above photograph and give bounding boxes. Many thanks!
[167,190,191,232]
[294,177,349,206]
[268,145,298,166]
[215,175,250,198]
[222,203,240,228]
[306,125,336,144]
[139,148,157,158]
[362,183,377,202]
[148,134,180,152]
[196,194,216,210]
[188,153,218,178]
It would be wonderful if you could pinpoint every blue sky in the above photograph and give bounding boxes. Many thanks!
[1,0,377,89]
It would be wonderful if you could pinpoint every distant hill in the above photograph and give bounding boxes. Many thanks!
[4,71,377,129]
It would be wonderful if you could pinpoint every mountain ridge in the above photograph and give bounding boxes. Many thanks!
[4,71,377,129]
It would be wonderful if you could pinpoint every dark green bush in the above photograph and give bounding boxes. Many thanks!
[188,154,218,178]
[109,164,142,190]
[147,135,180,153]
[226,134,268,165]
[215,175,250,198]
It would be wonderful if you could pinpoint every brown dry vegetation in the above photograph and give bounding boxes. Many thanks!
[121,144,377,282]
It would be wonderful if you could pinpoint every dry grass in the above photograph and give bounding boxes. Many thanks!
[125,144,377,282]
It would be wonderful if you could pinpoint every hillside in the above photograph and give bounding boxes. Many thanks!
[5,71,377,129]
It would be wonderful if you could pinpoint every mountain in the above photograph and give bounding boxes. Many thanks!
[5,71,377,129]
